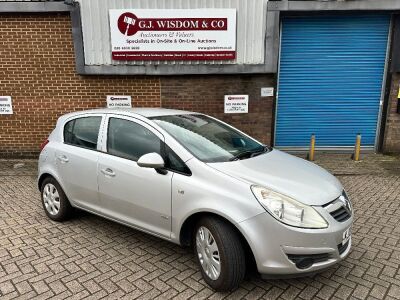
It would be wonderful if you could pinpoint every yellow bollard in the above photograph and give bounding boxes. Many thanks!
[308,134,316,161]
[353,133,361,161]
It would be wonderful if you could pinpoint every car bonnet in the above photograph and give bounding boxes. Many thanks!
[207,149,342,206]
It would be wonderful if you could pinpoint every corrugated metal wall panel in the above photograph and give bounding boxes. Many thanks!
[76,0,267,66]
[275,15,390,148]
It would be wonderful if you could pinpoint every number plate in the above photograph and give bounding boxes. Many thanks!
[342,227,351,245]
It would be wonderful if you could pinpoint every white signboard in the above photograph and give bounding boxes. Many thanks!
[0,96,13,115]
[261,87,274,97]
[224,95,248,114]
[109,9,236,61]
[106,95,132,108]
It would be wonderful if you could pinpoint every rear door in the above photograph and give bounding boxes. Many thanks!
[97,115,173,238]
[56,114,104,212]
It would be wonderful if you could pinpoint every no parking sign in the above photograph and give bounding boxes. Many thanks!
[106,95,132,108]
[0,96,13,115]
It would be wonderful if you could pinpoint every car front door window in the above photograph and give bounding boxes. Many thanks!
[107,117,162,161]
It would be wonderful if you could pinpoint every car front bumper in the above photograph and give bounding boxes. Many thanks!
[238,210,353,276]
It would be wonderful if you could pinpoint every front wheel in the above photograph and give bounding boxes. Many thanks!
[193,217,246,291]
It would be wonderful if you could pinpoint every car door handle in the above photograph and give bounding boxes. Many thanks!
[101,168,116,177]
[57,155,69,163]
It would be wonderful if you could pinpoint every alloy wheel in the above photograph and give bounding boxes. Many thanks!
[43,183,60,216]
[196,226,221,280]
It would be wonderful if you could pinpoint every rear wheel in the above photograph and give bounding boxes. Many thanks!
[41,177,72,221]
[193,216,246,291]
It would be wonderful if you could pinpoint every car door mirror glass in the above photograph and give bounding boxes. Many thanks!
[137,153,165,169]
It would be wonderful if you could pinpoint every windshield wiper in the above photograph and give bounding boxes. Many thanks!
[229,146,270,161]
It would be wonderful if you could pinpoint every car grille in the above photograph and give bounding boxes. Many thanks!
[323,192,352,223]
[338,240,350,255]
[330,206,351,222]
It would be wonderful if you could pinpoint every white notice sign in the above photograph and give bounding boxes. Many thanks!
[261,87,274,97]
[224,95,248,114]
[0,96,13,114]
[106,95,132,108]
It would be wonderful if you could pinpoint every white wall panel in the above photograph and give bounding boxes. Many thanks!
[76,0,268,66]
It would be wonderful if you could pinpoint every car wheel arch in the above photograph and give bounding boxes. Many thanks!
[38,173,69,201]
[179,211,257,272]
[38,173,54,190]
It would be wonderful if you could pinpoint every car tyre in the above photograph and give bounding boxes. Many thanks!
[41,177,72,221]
[193,216,246,291]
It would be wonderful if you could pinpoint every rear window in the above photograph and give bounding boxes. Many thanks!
[64,116,102,150]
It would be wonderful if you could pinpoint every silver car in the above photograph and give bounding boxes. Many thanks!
[38,108,353,291]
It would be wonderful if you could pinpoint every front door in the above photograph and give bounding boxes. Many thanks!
[97,115,172,238]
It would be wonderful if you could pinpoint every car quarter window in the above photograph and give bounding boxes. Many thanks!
[63,116,102,150]
[107,118,162,161]
[164,145,191,175]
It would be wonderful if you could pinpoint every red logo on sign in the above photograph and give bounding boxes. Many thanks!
[117,12,228,36]
[117,12,139,36]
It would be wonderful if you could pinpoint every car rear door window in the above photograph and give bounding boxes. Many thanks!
[107,118,162,161]
[64,116,102,150]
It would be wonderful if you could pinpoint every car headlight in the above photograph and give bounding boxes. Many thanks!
[251,186,328,229]
[341,190,353,213]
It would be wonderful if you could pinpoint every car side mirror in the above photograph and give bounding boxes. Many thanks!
[137,153,165,169]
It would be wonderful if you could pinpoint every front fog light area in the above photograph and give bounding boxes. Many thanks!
[251,186,328,229]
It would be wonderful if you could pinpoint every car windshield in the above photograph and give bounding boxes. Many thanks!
[150,114,269,163]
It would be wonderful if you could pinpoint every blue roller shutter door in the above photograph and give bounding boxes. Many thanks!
[276,15,390,147]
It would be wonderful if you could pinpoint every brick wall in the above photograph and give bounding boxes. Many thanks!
[383,72,400,153]
[0,13,161,158]
[161,75,275,145]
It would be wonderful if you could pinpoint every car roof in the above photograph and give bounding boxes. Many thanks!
[59,107,196,120]
[128,107,195,117]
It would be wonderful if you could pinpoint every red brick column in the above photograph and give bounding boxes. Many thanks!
[383,72,400,153]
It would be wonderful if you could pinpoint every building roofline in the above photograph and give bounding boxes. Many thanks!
[0,1,72,13]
